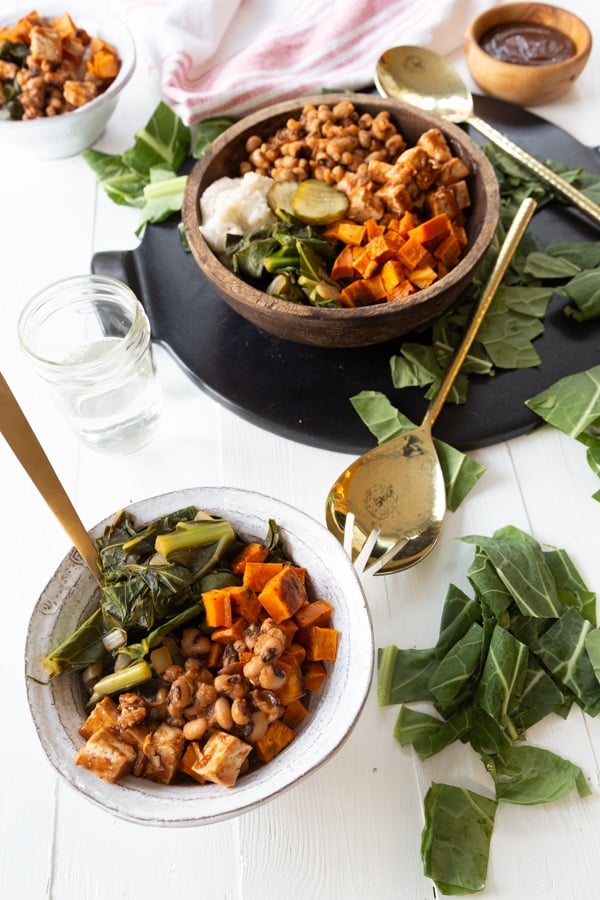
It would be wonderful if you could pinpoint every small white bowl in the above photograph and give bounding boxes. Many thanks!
[25,487,374,826]
[0,5,136,159]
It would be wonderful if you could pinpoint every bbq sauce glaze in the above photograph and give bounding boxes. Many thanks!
[479,21,576,66]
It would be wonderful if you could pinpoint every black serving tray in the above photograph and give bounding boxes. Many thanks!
[92,95,600,454]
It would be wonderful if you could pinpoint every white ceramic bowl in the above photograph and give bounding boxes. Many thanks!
[25,487,373,826]
[0,5,136,159]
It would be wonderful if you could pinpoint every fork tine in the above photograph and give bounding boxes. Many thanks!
[342,511,356,557]
[354,528,381,572]
[363,536,410,575]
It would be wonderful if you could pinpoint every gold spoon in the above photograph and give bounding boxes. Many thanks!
[325,197,536,576]
[375,45,600,229]
[0,373,102,584]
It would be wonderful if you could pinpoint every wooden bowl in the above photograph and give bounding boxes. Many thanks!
[182,94,500,349]
[464,3,592,107]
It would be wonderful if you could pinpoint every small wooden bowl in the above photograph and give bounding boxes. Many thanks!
[182,94,500,349]
[465,3,592,107]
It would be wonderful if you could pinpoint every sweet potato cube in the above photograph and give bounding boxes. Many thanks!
[434,234,462,268]
[303,660,328,692]
[449,220,468,249]
[364,233,397,264]
[90,48,121,79]
[352,250,378,279]
[243,562,284,592]
[381,258,407,293]
[278,619,299,647]
[229,584,262,621]
[322,219,365,245]
[231,542,269,574]
[339,279,382,308]
[275,655,305,706]
[258,566,308,624]
[397,210,421,236]
[330,245,357,281]
[179,742,206,783]
[365,218,386,240]
[79,695,118,739]
[387,280,416,302]
[254,720,296,764]
[51,12,77,38]
[192,731,252,787]
[398,236,429,270]
[303,626,339,661]
[284,642,307,664]
[282,698,309,729]
[202,588,232,627]
[210,617,247,643]
[408,213,450,246]
[75,727,136,783]
[294,599,334,630]
[408,265,438,289]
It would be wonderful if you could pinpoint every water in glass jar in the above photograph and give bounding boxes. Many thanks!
[61,338,161,452]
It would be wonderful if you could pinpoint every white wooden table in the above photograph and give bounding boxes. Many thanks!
[1,2,599,897]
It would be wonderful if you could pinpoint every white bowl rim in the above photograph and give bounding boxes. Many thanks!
[25,486,374,827]
[0,4,136,131]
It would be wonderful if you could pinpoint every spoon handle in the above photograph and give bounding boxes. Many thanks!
[468,114,600,228]
[424,197,537,429]
[0,373,102,584]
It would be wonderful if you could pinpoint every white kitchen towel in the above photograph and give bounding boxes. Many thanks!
[124,0,490,124]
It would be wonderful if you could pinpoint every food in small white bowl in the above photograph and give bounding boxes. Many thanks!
[25,487,373,826]
[0,5,135,159]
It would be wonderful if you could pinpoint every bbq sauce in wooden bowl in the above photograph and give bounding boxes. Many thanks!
[479,21,576,66]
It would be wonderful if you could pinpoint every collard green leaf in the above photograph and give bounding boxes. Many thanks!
[429,622,485,708]
[41,608,105,677]
[509,656,564,732]
[436,584,483,653]
[584,628,600,683]
[123,100,191,175]
[544,547,597,624]
[460,531,564,619]
[377,644,438,706]
[525,364,600,439]
[467,549,514,617]
[475,625,528,740]
[535,606,600,712]
[545,240,600,268]
[394,705,471,761]
[421,783,497,895]
[492,744,591,804]
[561,270,600,321]
[193,116,236,157]
[523,251,581,279]
[469,708,512,762]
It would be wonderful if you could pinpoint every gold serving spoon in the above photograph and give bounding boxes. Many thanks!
[375,45,600,229]
[325,197,536,576]
[0,373,102,584]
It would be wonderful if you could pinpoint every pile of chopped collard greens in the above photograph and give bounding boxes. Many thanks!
[379,524,599,894]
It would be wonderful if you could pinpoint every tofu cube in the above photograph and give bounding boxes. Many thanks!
[142,723,185,784]
[75,727,136,783]
[192,731,252,788]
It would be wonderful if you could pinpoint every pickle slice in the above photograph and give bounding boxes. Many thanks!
[291,179,349,225]
[267,180,299,216]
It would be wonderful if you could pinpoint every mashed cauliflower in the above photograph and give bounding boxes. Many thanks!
[199,171,276,255]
